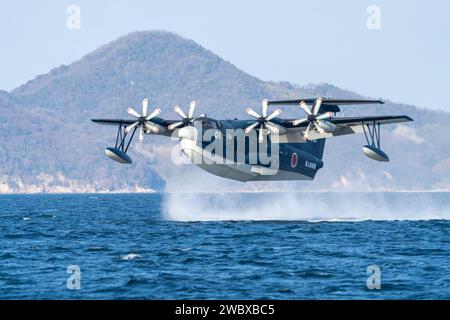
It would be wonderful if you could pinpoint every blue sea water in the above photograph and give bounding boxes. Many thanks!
[1,192,450,299]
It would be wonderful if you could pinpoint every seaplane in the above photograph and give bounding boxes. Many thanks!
[91,97,413,182]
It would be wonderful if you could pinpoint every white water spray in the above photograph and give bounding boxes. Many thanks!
[163,191,450,222]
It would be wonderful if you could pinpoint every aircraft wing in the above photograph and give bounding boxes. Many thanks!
[91,119,136,126]
[280,115,413,141]
[91,117,180,127]
[329,115,413,126]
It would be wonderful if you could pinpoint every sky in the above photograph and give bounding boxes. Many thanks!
[0,0,449,111]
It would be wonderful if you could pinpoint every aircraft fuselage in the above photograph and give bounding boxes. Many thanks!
[175,118,324,182]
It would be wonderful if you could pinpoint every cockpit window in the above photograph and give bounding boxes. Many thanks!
[202,120,214,129]
[195,118,218,129]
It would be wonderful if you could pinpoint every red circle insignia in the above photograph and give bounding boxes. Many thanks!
[291,153,298,168]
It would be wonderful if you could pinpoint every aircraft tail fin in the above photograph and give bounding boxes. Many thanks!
[307,138,326,160]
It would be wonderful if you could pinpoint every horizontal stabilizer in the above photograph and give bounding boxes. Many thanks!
[268,98,384,106]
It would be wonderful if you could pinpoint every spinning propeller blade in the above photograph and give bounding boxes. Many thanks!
[304,123,312,140]
[316,112,332,120]
[145,108,161,121]
[188,101,196,119]
[246,108,261,119]
[244,122,259,134]
[125,121,139,133]
[125,99,162,141]
[138,126,144,142]
[258,126,264,143]
[262,99,268,118]
[169,100,201,130]
[174,105,187,119]
[244,99,284,143]
[142,98,148,117]
[311,97,323,115]
[266,109,282,121]
[127,107,141,118]
[300,101,312,115]
[292,118,308,126]
[292,97,336,139]
[168,121,184,130]
[144,122,159,133]
[265,122,280,134]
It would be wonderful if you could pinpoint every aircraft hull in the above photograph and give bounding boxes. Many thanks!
[179,127,324,182]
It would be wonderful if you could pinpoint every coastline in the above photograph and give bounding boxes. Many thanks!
[2,189,450,195]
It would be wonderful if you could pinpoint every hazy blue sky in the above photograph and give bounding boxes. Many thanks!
[1,0,449,110]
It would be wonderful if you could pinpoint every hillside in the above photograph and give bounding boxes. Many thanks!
[1,30,449,193]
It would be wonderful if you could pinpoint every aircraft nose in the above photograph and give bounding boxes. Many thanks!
[178,126,198,140]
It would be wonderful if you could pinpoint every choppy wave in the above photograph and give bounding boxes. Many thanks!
[1,193,450,299]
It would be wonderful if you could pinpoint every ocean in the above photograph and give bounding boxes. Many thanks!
[1,192,450,299]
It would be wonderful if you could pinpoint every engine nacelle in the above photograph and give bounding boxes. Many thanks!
[316,120,336,133]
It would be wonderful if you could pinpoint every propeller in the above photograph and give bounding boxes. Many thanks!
[244,99,283,143]
[168,100,205,130]
[291,97,336,140]
[125,98,161,142]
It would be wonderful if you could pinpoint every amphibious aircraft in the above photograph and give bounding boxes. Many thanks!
[91,97,413,182]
